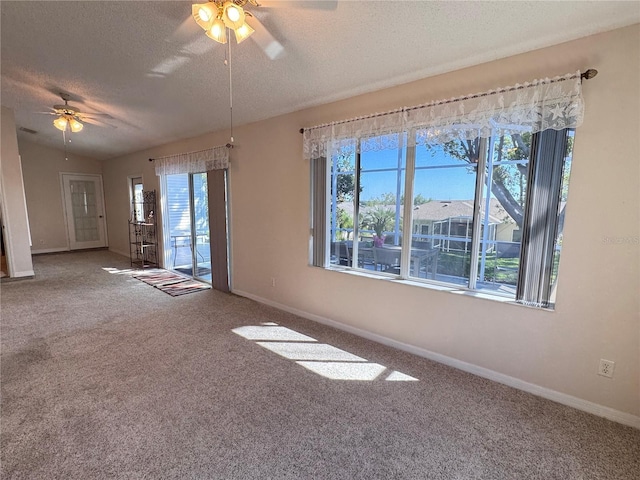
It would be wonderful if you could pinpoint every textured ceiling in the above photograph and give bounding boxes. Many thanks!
[1,1,638,160]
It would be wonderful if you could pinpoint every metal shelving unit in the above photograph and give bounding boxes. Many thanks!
[129,190,158,269]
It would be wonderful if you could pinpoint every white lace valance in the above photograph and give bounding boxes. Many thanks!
[303,71,584,160]
[154,145,229,175]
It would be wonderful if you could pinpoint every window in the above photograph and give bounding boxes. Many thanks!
[129,176,143,222]
[322,129,573,306]
[307,72,584,308]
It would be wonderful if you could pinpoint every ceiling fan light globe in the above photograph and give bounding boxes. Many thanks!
[192,3,216,30]
[53,116,68,131]
[206,18,227,43]
[69,118,84,133]
[226,5,240,22]
[222,1,245,29]
[198,6,212,22]
[234,22,254,44]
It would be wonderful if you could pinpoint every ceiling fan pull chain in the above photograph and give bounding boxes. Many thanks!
[227,34,234,144]
[62,129,69,161]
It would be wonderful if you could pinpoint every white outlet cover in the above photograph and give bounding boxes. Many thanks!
[598,359,615,378]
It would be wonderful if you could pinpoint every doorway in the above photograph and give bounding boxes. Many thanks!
[164,172,211,282]
[61,174,107,250]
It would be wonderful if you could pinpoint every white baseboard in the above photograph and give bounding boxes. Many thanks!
[31,246,142,264]
[233,289,640,430]
[9,270,35,278]
[108,248,130,259]
[31,247,69,255]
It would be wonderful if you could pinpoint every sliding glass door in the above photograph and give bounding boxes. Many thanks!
[165,172,211,282]
[192,173,211,281]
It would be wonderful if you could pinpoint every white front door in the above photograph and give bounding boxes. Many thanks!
[61,174,107,250]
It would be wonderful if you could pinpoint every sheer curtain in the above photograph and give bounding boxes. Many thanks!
[154,145,229,175]
[303,71,584,160]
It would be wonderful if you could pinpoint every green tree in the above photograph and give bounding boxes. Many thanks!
[439,134,529,227]
[361,192,396,207]
[336,206,353,240]
[361,206,395,238]
[362,192,431,207]
[439,132,573,229]
[413,193,431,205]
[333,151,361,202]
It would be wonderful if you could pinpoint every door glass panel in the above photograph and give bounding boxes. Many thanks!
[70,180,99,242]
[166,173,211,283]
[167,174,192,273]
[192,173,211,282]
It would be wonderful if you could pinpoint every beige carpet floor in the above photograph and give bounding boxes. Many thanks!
[1,250,638,479]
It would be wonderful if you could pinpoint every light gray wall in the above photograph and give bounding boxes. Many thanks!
[19,140,103,253]
[0,106,34,277]
[101,25,640,424]
[101,153,158,259]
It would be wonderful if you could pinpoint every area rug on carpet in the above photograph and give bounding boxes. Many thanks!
[156,280,211,296]
[132,269,211,296]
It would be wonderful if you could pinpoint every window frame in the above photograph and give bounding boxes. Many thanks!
[314,127,573,309]
[129,175,144,223]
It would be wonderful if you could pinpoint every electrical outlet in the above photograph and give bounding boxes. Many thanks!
[271,277,276,287]
[598,359,615,378]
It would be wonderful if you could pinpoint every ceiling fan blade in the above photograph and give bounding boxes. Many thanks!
[81,117,117,128]
[260,0,337,10]
[36,111,58,115]
[168,14,201,45]
[81,112,115,120]
[148,15,219,78]
[248,16,285,60]
[165,14,220,57]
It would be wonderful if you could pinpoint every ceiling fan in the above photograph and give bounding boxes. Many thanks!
[186,0,287,62]
[192,0,260,44]
[40,93,114,133]
[163,0,336,66]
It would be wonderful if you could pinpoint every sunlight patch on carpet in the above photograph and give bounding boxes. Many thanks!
[102,267,138,275]
[257,342,366,362]
[234,325,317,342]
[297,361,387,381]
[232,323,418,382]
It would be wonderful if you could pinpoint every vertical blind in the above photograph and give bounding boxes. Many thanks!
[516,129,568,307]
[310,156,327,267]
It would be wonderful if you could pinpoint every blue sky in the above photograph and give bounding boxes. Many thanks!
[358,145,477,201]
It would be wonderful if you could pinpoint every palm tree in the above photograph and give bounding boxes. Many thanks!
[361,206,394,246]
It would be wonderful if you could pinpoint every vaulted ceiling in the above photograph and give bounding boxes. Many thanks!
[1,1,638,160]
